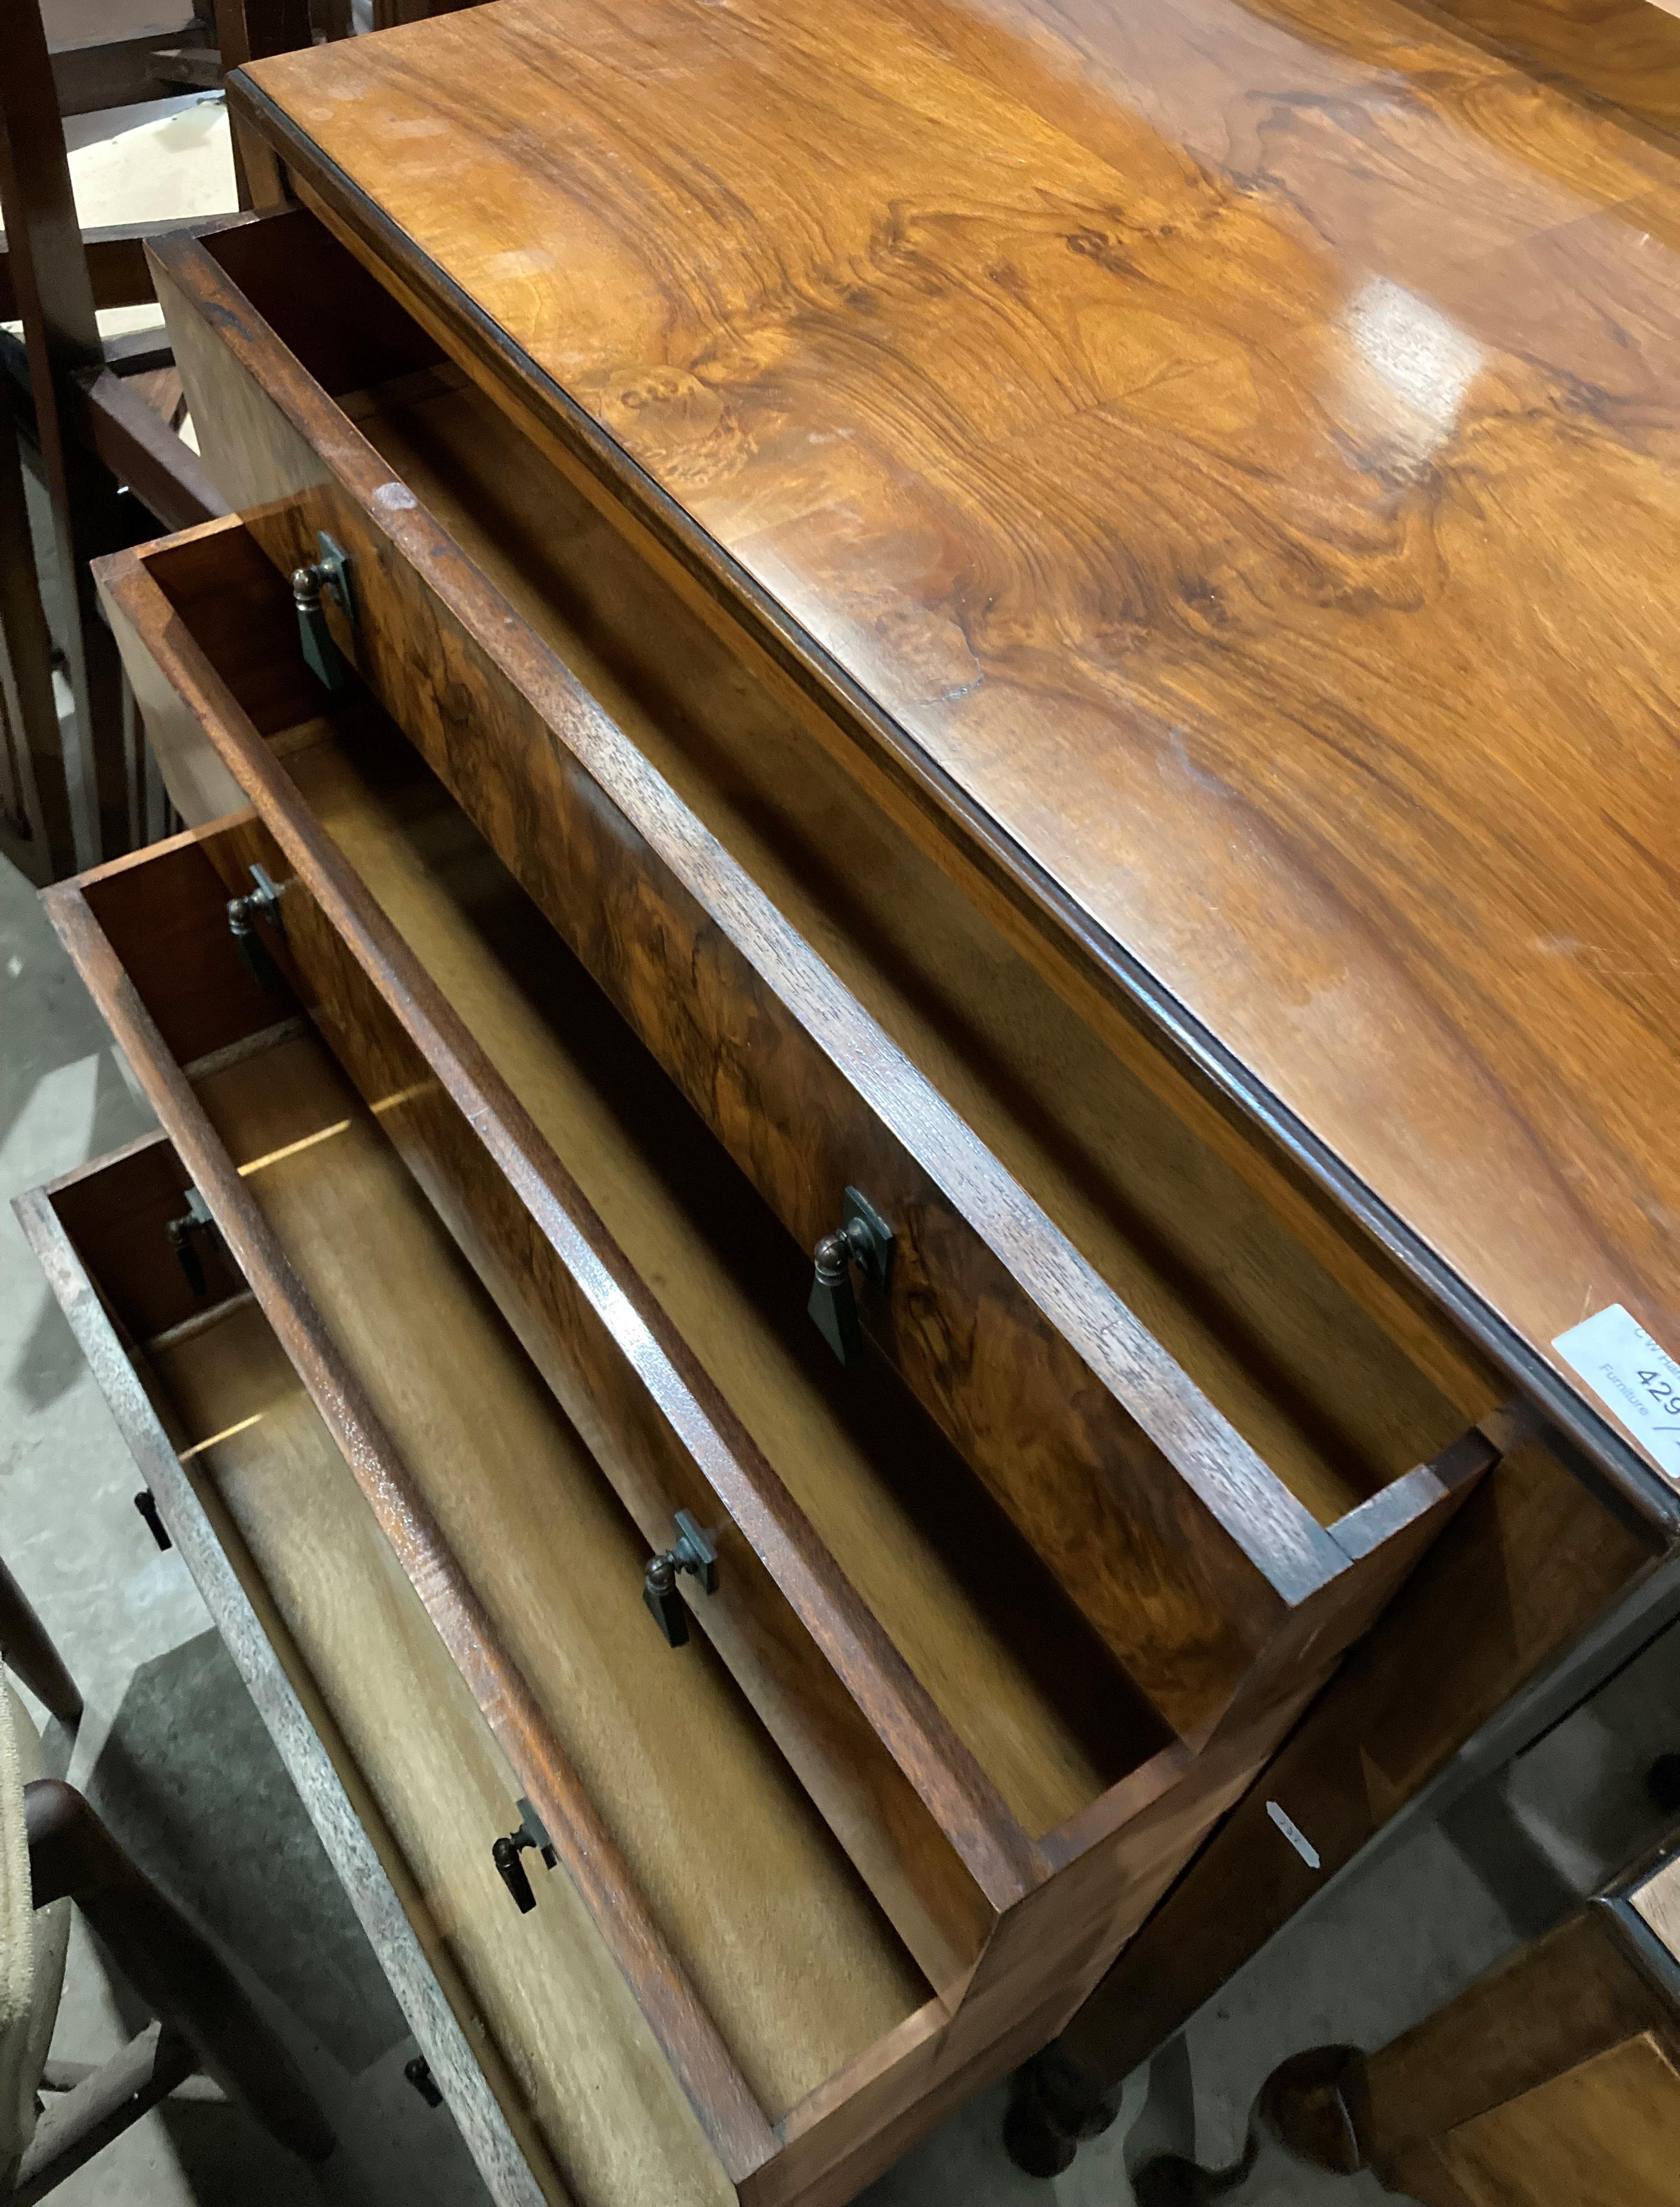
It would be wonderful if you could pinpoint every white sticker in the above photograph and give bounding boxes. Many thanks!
[1554,1304,1680,1487]
[1266,1800,1320,1870]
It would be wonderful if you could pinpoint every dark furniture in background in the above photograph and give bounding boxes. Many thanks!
[2,1553,333,2201]
[0,0,365,884]
[1126,1826,1680,2206]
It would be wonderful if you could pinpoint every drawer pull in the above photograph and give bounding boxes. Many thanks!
[641,1510,720,1648]
[226,863,286,992]
[491,1797,558,1914]
[291,530,356,693]
[166,1186,220,1297]
[807,1186,896,1365]
[403,2056,443,2110]
[133,1490,173,1552]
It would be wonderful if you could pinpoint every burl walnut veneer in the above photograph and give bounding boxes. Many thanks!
[21,2,1680,2202]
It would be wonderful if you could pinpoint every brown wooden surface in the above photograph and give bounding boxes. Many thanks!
[49,17,215,117]
[1350,1905,1680,2205]
[101,537,1041,1978]
[33,822,1309,2207]
[19,1147,566,2206]
[1436,2034,1680,2207]
[1162,1885,1680,2206]
[332,346,1471,1529]
[148,229,1330,1741]
[75,518,1513,2201]
[148,223,1490,1746]
[41,856,783,2182]
[0,0,124,865]
[151,1300,698,2207]
[96,503,1359,1896]
[46,1123,249,1339]
[0,408,76,877]
[215,0,313,208]
[0,1550,82,1726]
[1054,1429,1654,2093]
[172,1036,927,2144]
[72,368,229,536]
[1417,0,1680,138]
[0,221,234,324]
[232,0,1680,1494]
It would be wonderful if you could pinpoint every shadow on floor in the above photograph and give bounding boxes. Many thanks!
[85,1629,407,2075]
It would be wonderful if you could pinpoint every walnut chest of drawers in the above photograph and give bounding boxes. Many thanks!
[20,2,1680,2201]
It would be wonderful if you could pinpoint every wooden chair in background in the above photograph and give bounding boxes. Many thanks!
[0,1,355,886]
[1,1554,334,2199]
[1126,1819,1680,2207]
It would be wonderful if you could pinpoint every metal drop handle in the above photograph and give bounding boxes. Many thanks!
[492,1800,557,1914]
[642,1511,719,1648]
[807,1187,895,1365]
[292,531,356,693]
[226,863,286,992]
[166,1187,219,1298]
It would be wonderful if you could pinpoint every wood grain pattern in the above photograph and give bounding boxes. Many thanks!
[66,556,1514,2201]
[98,526,1203,1833]
[346,359,1465,1531]
[233,0,1680,1502]
[149,232,1333,1742]
[40,865,782,2181]
[187,735,1046,1945]
[1054,1431,1653,2094]
[151,1078,924,2128]
[1441,2034,1680,2207]
[101,515,1508,1804]
[16,1160,562,2207]
[1415,0,1680,138]
[101,533,1139,1885]
[97,513,329,827]
[251,184,1517,1450]
[210,747,1141,1863]
[159,1320,715,2207]
[32,847,1308,2207]
[1347,1905,1680,2205]
[146,228,1492,1740]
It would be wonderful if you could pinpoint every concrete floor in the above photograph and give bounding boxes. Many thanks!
[7,56,1680,2207]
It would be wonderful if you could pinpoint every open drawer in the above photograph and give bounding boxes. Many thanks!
[47,527,1517,2199]
[24,803,1394,2206]
[143,207,1512,1746]
[17,1130,918,2207]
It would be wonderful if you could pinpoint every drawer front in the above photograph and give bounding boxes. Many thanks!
[149,212,1392,1742]
[16,1141,558,2207]
[193,795,1012,1987]
[56,597,1454,2199]
[80,578,1027,1997]
[32,841,986,2205]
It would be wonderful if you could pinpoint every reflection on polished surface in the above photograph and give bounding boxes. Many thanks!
[248,0,1680,1436]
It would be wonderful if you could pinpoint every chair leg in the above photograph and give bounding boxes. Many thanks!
[0,1555,82,1726]
[26,1780,335,2165]
[11,2020,197,2207]
[1128,2045,1368,2205]
[0,411,76,879]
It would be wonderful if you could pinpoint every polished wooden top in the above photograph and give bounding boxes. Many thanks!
[240,0,1680,1486]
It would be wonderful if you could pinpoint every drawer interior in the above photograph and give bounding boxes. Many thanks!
[190,210,1468,1535]
[54,1064,928,2206]
[82,761,1171,1848]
